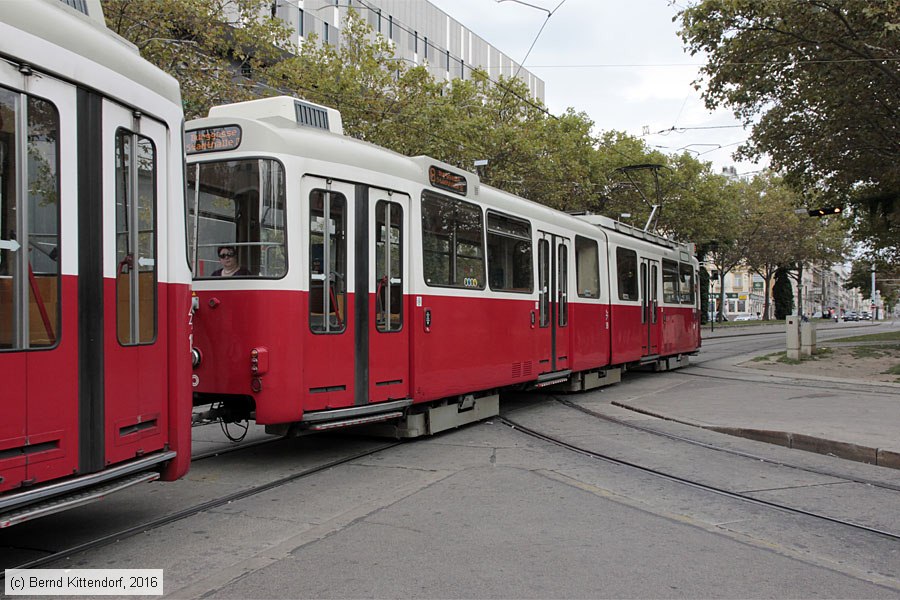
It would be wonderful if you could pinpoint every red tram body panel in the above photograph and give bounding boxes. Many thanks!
[0,1,191,527]
[186,96,700,437]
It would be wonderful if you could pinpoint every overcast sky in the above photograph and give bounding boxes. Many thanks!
[428,0,766,176]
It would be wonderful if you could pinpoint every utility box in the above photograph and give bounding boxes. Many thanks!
[800,320,816,357]
[786,315,800,360]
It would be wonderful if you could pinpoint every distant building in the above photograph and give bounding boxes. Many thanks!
[274,0,545,102]
[707,262,865,320]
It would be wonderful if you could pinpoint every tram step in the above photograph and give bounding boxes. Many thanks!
[0,472,159,529]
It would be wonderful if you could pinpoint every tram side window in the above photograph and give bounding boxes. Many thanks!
[115,130,157,345]
[486,211,532,293]
[187,159,287,279]
[0,89,60,351]
[575,236,599,298]
[421,191,484,289]
[375,200,403,332]
[616,247,638,301]
[309,190,347,334]
[679,263,695,304]
[662,259,679,304]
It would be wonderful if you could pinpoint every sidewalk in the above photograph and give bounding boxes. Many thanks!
[614,320,900,470]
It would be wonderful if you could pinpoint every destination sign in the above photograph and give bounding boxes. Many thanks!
[185,125,242,154]
[429,166,467,196]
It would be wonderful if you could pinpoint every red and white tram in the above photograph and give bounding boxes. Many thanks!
[0,0,192,527]
[187,96,699,437]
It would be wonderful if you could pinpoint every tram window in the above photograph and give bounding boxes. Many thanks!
[486,211,532,293]
[662,259,679,304]
[115,130,157,345]
[421,191,484,289]
[575,236,599,299]
[375,200,403,332]
[187,159,287,279]
[0,90,61,351]
[679,263,695,304]
[538,238,549,327]
[616,247,638,301]
[558,243,568,327]
[309,189,346,334]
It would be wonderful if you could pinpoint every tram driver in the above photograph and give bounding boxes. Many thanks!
[211,246,250,277]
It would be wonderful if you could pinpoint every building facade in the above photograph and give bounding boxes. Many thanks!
[708,263,868,321]
[274,0,545,101]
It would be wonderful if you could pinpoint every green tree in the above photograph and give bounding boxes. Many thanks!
[678,0,900,260]
[743,174,807,320]
[845,258,900,311]
[773,267,794,319]
[104,0,296,119]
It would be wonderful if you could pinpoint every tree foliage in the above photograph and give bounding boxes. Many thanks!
[104,0,296,119]
[103,0,870,313]
[773,267,794,319]
[678,0,900,260]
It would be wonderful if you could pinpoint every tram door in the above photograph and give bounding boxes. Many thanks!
[537,233,570,373]
[101,101,169,467]
[304,178,356,410]
[0,66,77,490]
[640,257,660,356]
[368,190,409,403]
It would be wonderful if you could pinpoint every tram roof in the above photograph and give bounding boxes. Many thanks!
[1,0,181,106]
[189,98,693,255]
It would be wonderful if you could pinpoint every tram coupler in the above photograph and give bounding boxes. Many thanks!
[192,396,254,425]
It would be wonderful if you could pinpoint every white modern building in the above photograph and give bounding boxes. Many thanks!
[274,0,545,101]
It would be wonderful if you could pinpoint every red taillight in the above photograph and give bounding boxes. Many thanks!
[250,347,269,375]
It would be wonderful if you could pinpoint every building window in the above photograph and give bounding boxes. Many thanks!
[298,9,304,36]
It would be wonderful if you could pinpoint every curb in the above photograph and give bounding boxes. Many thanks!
[611,401,900,471]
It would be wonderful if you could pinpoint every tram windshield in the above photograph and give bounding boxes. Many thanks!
[187,159,286,279]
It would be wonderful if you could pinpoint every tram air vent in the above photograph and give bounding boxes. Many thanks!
[512,361,533,378]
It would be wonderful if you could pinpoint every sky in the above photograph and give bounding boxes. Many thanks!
[427,0,767,177]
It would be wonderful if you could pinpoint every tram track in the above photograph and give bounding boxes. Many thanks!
[549,395,900,493]
[1,441,401,575]
[498,415,900,543]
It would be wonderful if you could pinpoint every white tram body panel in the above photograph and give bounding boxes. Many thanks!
[0,0,191,527]
[186,97,699,435]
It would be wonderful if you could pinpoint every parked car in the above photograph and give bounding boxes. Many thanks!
[733,314,758,321]
[844,312,859,322]
[860,311,872,320]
